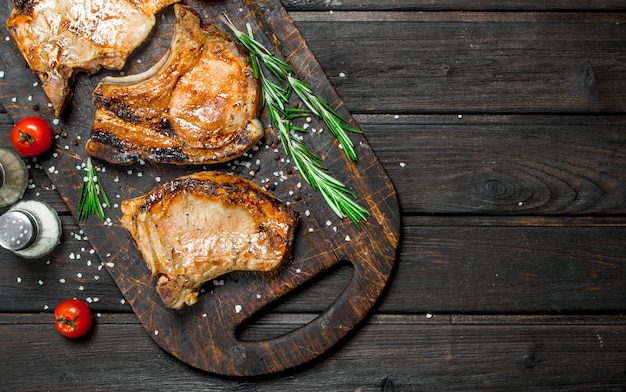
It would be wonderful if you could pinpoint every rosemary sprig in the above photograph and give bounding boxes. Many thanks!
[229,18,370,226]
[223,15,361,162]
[77,157,110,221]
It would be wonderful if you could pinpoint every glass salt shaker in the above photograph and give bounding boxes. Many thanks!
[0,200,62,259]
[0,148,29,207]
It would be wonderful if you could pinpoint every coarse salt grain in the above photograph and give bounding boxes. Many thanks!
[59,278,66,283]
[16,277,22,283]
[154,330,159,335]
[235,305,242,313]
[0,71,4,78]
[345,235,351,242]
[400,162,406,168]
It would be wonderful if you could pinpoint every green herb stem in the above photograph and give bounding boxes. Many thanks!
[224,15,370,226]
[222,14,361,162]
[77,157,110,221]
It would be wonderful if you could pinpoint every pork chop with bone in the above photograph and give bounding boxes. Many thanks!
[120,171,299,310]
[6,0,180,116]
[85,5,263,165]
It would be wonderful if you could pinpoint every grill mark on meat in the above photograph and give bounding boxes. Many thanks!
[84,5,263,166]
[120,171,299,309]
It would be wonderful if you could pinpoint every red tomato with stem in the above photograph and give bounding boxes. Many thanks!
[53,299,93,338]
[10,116,54,157]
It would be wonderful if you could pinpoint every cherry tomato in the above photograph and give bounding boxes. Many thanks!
[53,299,93,339]
[10,116,54,157]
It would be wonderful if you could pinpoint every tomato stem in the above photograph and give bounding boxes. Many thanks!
[17,130,34,145]
[56,312,80,328]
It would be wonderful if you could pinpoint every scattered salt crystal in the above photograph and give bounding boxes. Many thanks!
[345,235,351,242]
[426,313,433,319]
[94,276,100,280]
[77,273,82,278]
[235,304,242,313]
[48,166,56,173]
[400,162,406,168]
[202,313,207,318]
[59,278,66,283]
[457,114,463,119]
[305,210,311,217]
[11,97,16,102]
[308,228,314,233]
[154,330,159,335]
[296,268,302,273]
[256,294,261,299]
[394,115,400,119]
[38,280,44,286]
[44,305,49,310]
[0,71,4,78]
[120,299,126,304]
[518,201,523,206]
[78,286,84,291]
[339,72,346,78]
[326,220,332,226]
[16,277,22,283]
[106,262,115,268]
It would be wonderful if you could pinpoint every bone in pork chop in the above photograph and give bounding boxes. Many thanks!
[6,0,180,116]
[120,171,299,310]
[85,5,263,165]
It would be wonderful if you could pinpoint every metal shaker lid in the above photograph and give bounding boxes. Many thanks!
[0,209,38,251]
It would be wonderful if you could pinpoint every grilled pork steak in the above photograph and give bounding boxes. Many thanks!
[120,171,299,310]
[85,5,263,165]
[6,0,180,116]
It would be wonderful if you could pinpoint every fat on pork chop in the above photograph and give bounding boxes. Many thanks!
[120,171,299,310]
[85,5,263,165]
[6,0,180,116]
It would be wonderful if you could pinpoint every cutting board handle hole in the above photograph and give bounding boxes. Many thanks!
[235,261,354,342]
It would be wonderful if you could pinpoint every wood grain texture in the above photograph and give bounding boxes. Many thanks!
[1,313,625,391]
[290,11,626,113]
[282,0,626,11]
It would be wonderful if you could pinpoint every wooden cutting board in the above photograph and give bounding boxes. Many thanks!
[0,0,400,376]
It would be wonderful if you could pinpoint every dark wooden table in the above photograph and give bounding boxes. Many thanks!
[2,0,626,390]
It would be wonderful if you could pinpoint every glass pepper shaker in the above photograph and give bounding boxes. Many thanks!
[0,200,62,259]
[0,148,29,208]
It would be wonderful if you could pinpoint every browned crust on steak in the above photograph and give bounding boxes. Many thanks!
[6,0,180,116]
[85,5,263,165]
[120,171,299,309]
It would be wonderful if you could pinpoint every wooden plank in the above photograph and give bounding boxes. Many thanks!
[3,111,626,217]
[2,215,625,314]
[358,114,626,215]
[282,0,626,11]
[0,313,625,390]
[290,11,626,113]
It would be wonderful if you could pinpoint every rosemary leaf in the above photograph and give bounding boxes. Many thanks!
[77,157,110,222]
[222,14,370,227]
